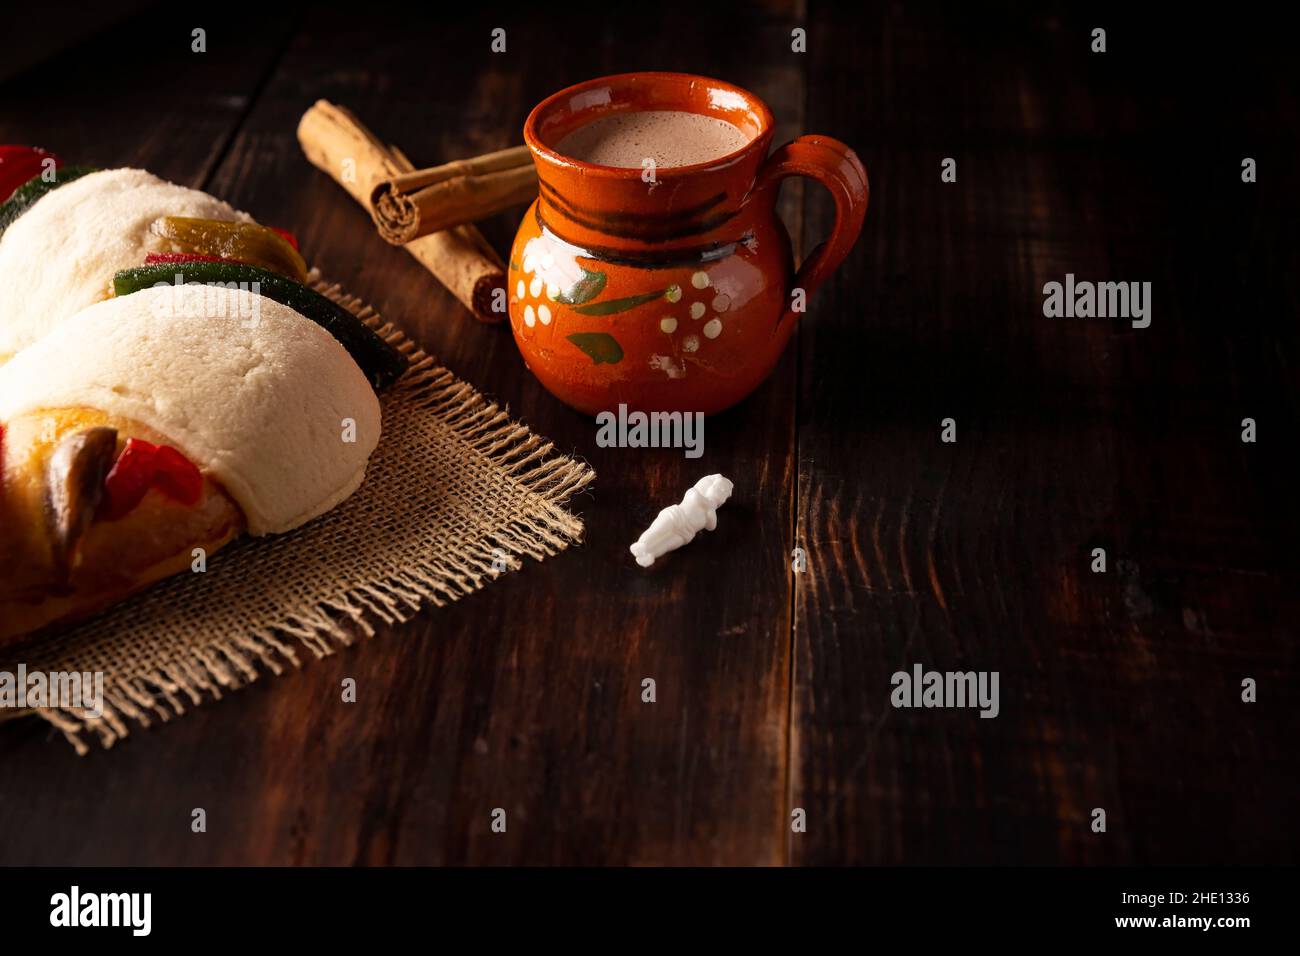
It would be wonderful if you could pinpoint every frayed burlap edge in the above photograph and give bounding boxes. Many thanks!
[7,275,594,754]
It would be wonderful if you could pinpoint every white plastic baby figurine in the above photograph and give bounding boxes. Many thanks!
[630,474,734,568]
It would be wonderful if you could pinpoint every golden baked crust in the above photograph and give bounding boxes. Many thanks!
[0,407,245,644]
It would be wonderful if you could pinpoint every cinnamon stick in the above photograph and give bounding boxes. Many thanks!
[370,146,537,244]
[296,100,507,323]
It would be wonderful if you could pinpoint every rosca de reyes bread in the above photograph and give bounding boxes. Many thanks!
[0,146,409,643]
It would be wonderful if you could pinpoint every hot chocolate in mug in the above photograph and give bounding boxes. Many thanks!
[510,72,868,415]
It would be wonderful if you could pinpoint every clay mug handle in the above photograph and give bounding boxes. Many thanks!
[754,135,868,320]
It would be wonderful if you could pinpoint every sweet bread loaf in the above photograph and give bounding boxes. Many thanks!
[0,151,408,643]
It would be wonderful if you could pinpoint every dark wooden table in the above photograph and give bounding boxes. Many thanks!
[1,2,1296,866]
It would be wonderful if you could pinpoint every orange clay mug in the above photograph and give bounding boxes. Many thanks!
[510,72,868,415]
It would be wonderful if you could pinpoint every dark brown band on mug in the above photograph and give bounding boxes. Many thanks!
[537,178,737,242]
[538,178,729,224]
[535,207,741,269]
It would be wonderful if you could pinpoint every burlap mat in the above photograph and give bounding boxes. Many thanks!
[0,277,594,754]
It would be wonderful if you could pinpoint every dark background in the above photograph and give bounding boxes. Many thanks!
[0,1,1296,865]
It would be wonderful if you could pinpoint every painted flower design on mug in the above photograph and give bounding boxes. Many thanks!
[512,240,733,371]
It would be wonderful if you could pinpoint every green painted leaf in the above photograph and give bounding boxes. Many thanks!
[572,288,666,316]
[567,331,624,365]
[555,267,607,305]
[509,258,520,271]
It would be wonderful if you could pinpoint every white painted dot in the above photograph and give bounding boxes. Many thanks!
[529,276,543,297]
[682,335,700,353]
[516,279,525,299]
[712,293,731,312]
[524,305,536,327]
[690,302,706,320]
[691,271,709,289]
[703,318,723,339]
[660,316,678,333]
[538,304,552,325]
[522,254,535,273]
[665,284,682,303]
[546,282,559,300]
[540,252,554,268]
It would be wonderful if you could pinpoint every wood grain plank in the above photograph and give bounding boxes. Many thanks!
[0,2,150,84]
[0,5,295,185]
[788,2,1300,864]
